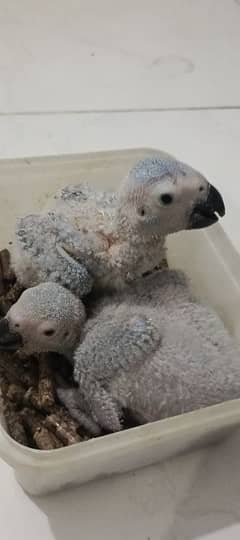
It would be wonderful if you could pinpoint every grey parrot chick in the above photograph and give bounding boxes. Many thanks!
[0,282,86,357]
[73,270,240,432]
[0,270,239,437]
[0,279,162,434]
[107,302,240,425]
[11,156,225,295]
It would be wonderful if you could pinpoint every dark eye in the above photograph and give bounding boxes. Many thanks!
[160,194,173,205]
[199,186,204,192]
[15,323,20,328]
[64,331,69,338]
[44,329,55,337]
[138,207,145,217]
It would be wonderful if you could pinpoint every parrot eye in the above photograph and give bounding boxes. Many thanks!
[43,329,55,337]
[160,194,173,205]
[138,207,146,217]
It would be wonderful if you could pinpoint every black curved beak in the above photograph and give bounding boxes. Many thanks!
[189,184,225,230]
[0,318,23,352]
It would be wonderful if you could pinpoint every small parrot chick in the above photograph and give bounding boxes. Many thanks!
[11,156,225,296]
[0,281,162,434]
[72,271,240,431]
[0,282,86,357]
[0,271,240,437]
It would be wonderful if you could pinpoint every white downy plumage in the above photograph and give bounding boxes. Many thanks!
[11,156,225,296]
[0,270,239,436]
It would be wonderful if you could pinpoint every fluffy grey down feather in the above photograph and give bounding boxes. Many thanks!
[11,156,218,296]
[65,270,240,433]
[4,269,239,436]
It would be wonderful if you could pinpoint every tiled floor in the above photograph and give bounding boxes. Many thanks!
[1,1,240,539]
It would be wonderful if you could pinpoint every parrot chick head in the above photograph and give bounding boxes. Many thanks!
[0,282,85,356]
[117,157,225,236]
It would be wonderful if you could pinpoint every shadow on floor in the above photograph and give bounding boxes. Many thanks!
[33,428,240,540]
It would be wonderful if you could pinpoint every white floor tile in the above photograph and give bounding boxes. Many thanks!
[1,0,240,111]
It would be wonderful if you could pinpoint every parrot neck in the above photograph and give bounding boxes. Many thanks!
[115,210,165,243]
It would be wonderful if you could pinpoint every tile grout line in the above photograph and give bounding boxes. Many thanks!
[1,105,240,116]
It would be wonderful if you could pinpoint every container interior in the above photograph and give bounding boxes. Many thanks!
[0,148,240,495]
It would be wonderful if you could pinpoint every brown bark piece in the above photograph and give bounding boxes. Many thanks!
[21,408,63,450]
[45,411,82,445]
[34,426,63,450]
[0,373,10,398]
[58,407,85,437]
[0,353,37,388]
[4,405,29,446]
[19,355,38,387]
[38,355,55,410]
[24,387,41,410]
[0,354,26,387]
[7,383,25,405]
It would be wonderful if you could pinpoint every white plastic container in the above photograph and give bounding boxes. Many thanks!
[0,148,240,496]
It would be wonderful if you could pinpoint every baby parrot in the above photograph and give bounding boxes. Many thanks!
[11,156,225,296]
